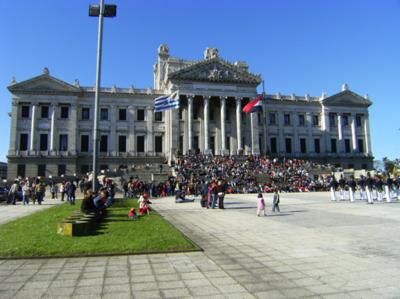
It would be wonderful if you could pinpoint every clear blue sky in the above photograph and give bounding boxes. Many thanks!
[1,0,399,162]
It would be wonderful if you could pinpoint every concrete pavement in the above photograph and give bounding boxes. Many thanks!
[0,192,400,298]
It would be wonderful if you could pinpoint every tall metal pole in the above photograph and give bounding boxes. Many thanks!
[92,0,105,192]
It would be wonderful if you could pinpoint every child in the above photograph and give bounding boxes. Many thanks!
[272,189,280,212]
[128,208,138,220]
[256,193,266,216]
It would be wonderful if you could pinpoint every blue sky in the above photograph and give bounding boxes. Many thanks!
[0,0,399,162]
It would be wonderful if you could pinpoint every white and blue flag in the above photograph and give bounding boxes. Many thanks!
[154,91,180,112]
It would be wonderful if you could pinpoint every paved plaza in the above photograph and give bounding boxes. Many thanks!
[1,192,400,298]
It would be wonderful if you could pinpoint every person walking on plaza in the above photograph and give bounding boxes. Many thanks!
[60,181,65,201]
[375,175,384,202]
[329,176,337,201]
[66,181,76,205]
[384,173,393,203]
[256,192,266,216]
[22,181,31,205]
[365,172,374,204]
[35,180,46,205]
[357,175,366,200]
[338,175,346,201]
[50,182,58,199]
[348,175,356,203]
[8,180,19,205]
[272,189,280,212]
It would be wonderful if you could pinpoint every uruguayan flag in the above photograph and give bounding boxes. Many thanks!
[154,91,180,112]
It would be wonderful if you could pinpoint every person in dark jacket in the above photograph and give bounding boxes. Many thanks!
[338,175,346,201]
[365,172,374,204]
[384,173,393,203]
[375,175,384,202]
[329,176,338,201]
[348,175,356,202]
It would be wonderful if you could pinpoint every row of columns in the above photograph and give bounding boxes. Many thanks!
[29,104,57,152]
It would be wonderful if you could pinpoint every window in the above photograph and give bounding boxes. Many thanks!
[155,111,162,122]
[100,135,108,152]
[17,164,26,177]
[100,165,108,171]
[358,139,364,153]
[329,113,336,128]
[284,114,291,126]
[193,108,199,120]
[209,108,214,121]
[60,106,69,119]
[155,136,163,153]
[314,138,320,153]
[81,135,89,152]
[226,136,230,151]
[285,138,292,153]
[59,134,68,151]
[39,134,48,151]
[21,106,30,118]
[270,137,277,153]
[241,112,246,123]
[179,108,183,120]
[312,115,319,126]
[257,112,261,125]
[58,164,66,177]
[356,115,362,127]
[179,136,183,153]
[19,134,28,151]
[193,136,199,150]
[80,165,91,175]
[37,164,46,177]
[226,108,230,121]
[345,139,351,153]
[269,113,276,125]
[100,108,108,121]
[137,136,145,152]
[300,138,306,153]
[362,164,368,170]
[118,135,126,152]
[81,108,90,120]
[298,115,305,126]
[41,106,49,118]
[331,138,337,153]
[137,109,145,121]
[342,115,349,126]
[119,108,127,121]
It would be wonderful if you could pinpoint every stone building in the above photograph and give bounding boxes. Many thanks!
[6,45,373,180]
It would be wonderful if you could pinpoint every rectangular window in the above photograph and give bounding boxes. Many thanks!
[345,139,351,153]
[37,164,46,177]
[59,134,68,151]
[269,113,276,125]
[118,135,126,152]
[137,136,145,152]
[155,136,163,153]
[81,135,89,152]
[270,137,277,153]
[329,113,336,128]
[226,136,230,151]
[119,108,127,121]
[179,135,183,154]
[81,108,90,120]
[209,108,214,121]
[17,164,26,177]
[60,106,69,119]
[41,106,49,118]
[39,134,48,151]
[226,108,230,121]
[179,108,183,120]
[356,115,362,127]
[137,109,145,121]
[298,114,305,126]
[300,138,306,153]
[58,164,66,177]
[20,133,28,151]
[241,112,246,123]
[155,111,162,121]
[358,139,364,153]
[314,138,320,153]
[193,108,199,120]
[100,165,108,171]
[257,112,261,125]
[312,115,319,126]
[193,136,199,150]
[100,135,108,152]
[343,115,349,126]
[284,114,291,126]
[21,106,30,118]
[285,138,292,153]
[100,108,108,121]
[80,165,90,175]
[331,138,337,153]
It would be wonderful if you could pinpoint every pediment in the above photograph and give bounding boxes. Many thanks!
[168,58,261,86]
[322,90,372,107]
[8,74,81,94]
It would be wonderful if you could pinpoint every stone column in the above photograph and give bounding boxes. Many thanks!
[50,104,56,151]
[8,102,18,155]
[250,112,260,155]
[235,98,242,153]
[146,106,154,155]
[29,104,37,151]
[278,111,285,154]
[293,112,299,154]
[337,113,343,153]
[350,113,357,152]
[220,96,227,155]
[109,105,117,155]
[321,106,329,153]
[187,95,193,152]
[69,104,78,154]
[306,112,313,154]
[128,106,136,155]
[364,113,372,156]
[203,96,210,154]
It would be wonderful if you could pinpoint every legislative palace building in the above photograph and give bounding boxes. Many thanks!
[6,45,373,180]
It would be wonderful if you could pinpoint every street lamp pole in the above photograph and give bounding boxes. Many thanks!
[92,0,104,192]
[89,1,116,192]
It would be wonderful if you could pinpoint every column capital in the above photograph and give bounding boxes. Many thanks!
[146,106,154,111]
[186,94,195,99]
[202,95,211,100]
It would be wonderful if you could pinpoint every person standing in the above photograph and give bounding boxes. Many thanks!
[60,181,65,201]
[272,189,280,212]
[8,180,19,205]
[384,173,393,203]
[256,192,266,216]
[35,180,46,205]
[365,172,374,204]
[329,176,337,201]
[338,175,346,201]
[67,181,76,205]
[375,175,384,202]
[348,175,356,203]
[357,175,366,201]
[22,181,31,205]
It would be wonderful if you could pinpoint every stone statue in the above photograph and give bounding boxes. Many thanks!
[158,44,169,55]
[204,48,219,60]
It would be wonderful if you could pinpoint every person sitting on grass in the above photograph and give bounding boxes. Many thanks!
[81,190,96,214]
[128,208,138,220]
[138,193,151,216]
[93,190,113,219]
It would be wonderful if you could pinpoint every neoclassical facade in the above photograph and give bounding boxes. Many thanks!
[6,45,373,180]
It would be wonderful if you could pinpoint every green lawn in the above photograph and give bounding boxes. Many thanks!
[0,199,199,258]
